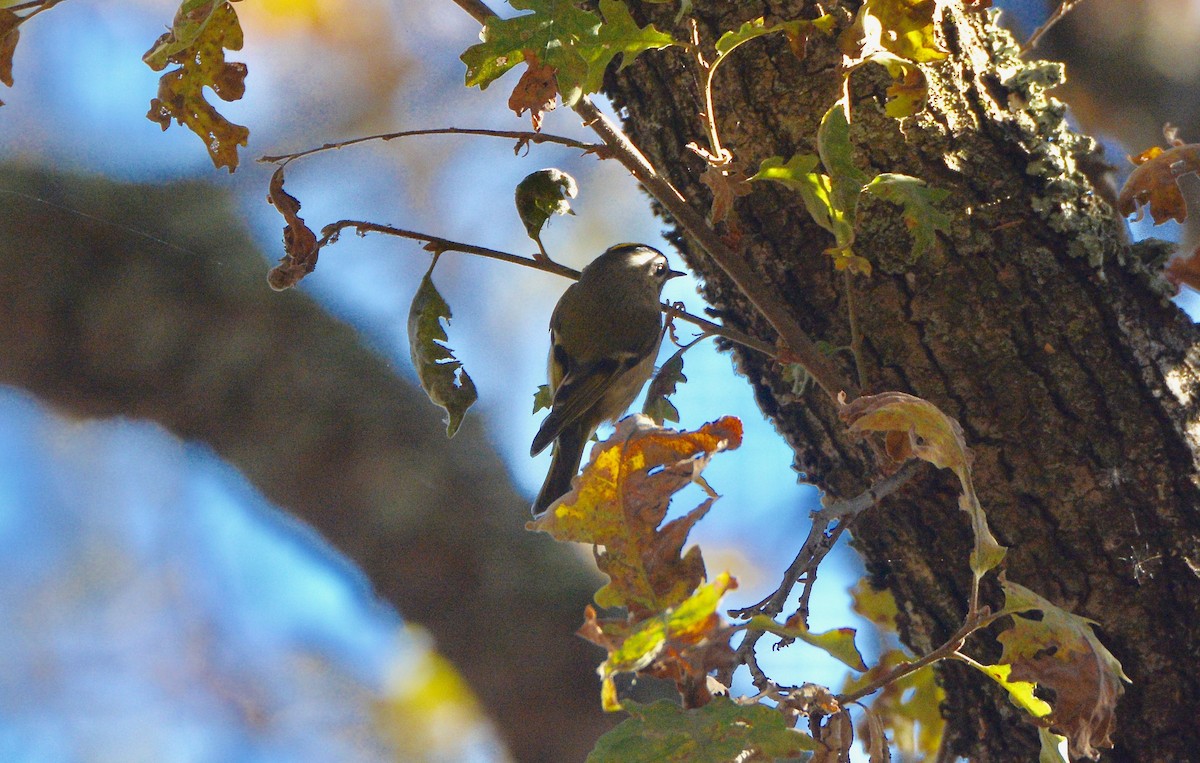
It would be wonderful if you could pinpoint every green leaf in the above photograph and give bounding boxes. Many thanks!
[143,0,226,70]
[817,99,871,215]
[407,258,478,437]
[588,698,819,763]
[747,615,867,671]
[863,173,951,260]
[532,384,553,414]
[641,352,686,424]
[515,169,578,253]
[752,155,846,241]
[461,0,675,107]
[714,15,834,60]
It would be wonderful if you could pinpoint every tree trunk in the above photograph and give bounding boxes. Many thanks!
[605,2,1200,760]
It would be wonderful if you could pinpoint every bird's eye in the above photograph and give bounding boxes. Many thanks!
[653,262,666,276]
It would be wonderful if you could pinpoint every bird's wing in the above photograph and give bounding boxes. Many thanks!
[529,352,639,456]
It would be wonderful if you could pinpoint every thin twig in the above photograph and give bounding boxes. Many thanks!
[663,304,777,358]
[838,619,975,705]
[317,220,777,358]
[1022,0,1086,53]
[319,220,580,278]
[259,127,606,166]
[448,0,495,25]
[723,460,923,688]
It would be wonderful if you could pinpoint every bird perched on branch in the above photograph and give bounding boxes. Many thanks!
[530,243,684,515]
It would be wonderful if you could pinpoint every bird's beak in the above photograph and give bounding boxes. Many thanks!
[667,268,686,280]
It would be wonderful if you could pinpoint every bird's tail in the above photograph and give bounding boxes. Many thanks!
[531,422,589,515]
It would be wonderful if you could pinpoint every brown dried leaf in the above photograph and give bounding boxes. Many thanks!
[997,579,1129,760]
[1116,142,1200,224]
[507,52,558,132]
[0,9,19,97]
[699,165,752,225]
[265,167,320,291]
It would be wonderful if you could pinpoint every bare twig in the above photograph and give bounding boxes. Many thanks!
[1022,0,1087,53]
[259,127,605,166]
[838,619,975,705]
[316,220,777,358]
[720,460,923,689]
[449,0,495,25]
[319,220,580,279]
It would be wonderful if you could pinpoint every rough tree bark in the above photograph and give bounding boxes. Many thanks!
[0,166,611,763]
[603,2,1200,760]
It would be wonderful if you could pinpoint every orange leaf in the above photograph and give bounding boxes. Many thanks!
[1116,142,1200,225]
[507,52,558,132]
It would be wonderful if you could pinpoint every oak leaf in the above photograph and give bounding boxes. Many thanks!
[528,415,743,618]
[144,0,249,171]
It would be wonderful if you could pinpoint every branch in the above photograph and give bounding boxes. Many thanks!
[837,618,976,705]
[319,219,580,279]
[317,220,777,358]
[259,127,606,166]
[718,460,923,689]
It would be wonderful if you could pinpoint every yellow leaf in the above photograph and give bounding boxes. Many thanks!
[529,414,743,617]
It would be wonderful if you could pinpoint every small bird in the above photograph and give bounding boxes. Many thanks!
[530,243,684,514]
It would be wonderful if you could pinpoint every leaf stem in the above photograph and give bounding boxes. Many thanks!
[844,269,868,389]
[259,127,606,166]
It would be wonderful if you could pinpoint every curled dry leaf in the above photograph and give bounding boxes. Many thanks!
[265,167,320,291]
[840,391,1006,577]
[1116,142,1200,225]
